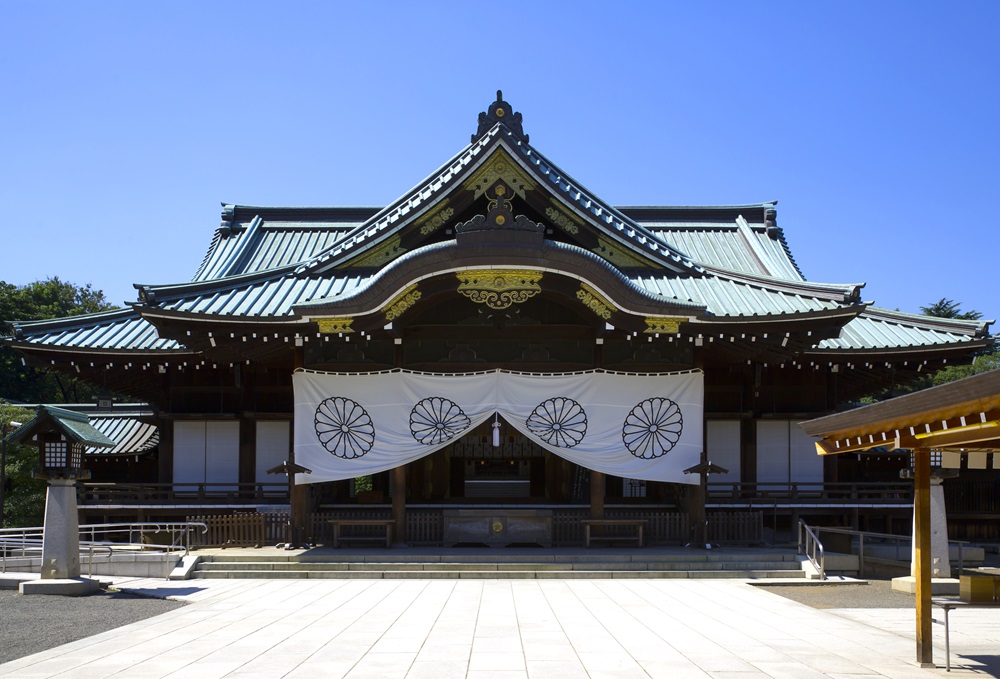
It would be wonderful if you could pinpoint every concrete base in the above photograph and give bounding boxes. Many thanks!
[890,576,959,595]
[19,577,103,596]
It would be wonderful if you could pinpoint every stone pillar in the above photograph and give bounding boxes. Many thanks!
[910,475,950,578]
[40,479,81,579]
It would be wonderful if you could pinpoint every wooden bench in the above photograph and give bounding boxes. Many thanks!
[581,519,646,547]
[328,519,394,548]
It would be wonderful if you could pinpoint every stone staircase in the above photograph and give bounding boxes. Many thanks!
[188,548,806,580]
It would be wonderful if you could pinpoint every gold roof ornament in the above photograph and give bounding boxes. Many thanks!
[456,270,542,310]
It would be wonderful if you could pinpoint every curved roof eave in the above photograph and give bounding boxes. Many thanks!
[294,239,706,320]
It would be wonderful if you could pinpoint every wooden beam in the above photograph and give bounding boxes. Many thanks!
[392,465,407,545]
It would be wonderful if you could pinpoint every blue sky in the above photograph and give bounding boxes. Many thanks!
[2,2,997,325]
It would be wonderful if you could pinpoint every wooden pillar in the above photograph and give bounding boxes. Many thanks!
[914,446,933,667]
[688,479,706,546]
[590,470,605,519]
[392,465,407,545]
[291,347,309,543]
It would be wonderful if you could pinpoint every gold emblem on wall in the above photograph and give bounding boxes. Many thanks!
[544,203,581,235]
[417,200,455,236]
[576,283,614,320]
[316,317,355,334]
[345,235,404,268]
[594,235,659,269]
[644,317,686,334]
[463,154,536,199]
[385,284,422,321]
[456,270,542,310]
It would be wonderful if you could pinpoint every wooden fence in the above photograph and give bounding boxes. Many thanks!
[187,512,289,548]
[304,508,761,546]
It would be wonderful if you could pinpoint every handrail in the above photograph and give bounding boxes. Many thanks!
[797,522,972,577]
[1,522,208,579]
[797,520,826,580]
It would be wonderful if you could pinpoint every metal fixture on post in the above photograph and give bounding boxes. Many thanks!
[266,461,312,549]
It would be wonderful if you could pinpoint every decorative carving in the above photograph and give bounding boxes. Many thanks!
[576,283,614,320]
[316,317,355,334]
[472,90,529,143]
[594,235,658,269]
[417,201,455,236]
[456,270,542,310]
[345,235,404,268]
[385,284,422,321]
[544,205,580,235]
[644,317,686,334]
[463,155,536,199]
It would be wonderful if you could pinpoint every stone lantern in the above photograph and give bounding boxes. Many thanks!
[3,406,114,595]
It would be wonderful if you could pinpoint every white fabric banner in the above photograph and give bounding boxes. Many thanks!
[293,369,703,485]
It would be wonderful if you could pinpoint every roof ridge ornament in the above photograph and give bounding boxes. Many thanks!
[472,90,528,144]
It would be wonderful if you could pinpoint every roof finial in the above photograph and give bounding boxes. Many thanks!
[472,90,529,144]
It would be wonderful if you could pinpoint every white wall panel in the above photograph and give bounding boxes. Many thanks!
[706,420,740,483]
[256,421,290,484]
[789,425,823,483]
[174,422,207,486]
[757,420,791,484]
[205,421,239,487]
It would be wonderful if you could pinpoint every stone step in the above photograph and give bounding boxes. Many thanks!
[192,568,805,580]
[195,560,802,573]
[193,549,799,570]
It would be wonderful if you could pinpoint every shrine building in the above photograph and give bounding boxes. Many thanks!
[4,92,993,546]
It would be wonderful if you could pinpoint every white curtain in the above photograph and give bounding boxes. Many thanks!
[293,369,703,485]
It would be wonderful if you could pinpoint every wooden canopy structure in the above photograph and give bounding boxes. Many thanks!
[801,369,1000,666]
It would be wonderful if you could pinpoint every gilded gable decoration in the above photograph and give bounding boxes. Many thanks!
[594,235,659,269]
[576,283,614,320]
[463,156,536,199]
[345,235,404,268]
[545,202,581,235]
[417,200,455,236]
[456,270,543,310]
[316,317,355,334]
[385,284,422,322]
[644,317,687,334]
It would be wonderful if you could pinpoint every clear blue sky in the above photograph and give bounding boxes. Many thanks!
[2,2,997,324]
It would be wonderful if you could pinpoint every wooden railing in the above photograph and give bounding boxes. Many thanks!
[80,483,289,505]
[187,512,289,548]
[706,481,912,505]
[305,508,761,546]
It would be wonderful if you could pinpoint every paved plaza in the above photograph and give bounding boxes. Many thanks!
[1,576,998,678]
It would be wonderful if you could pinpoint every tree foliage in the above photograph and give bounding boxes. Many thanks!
[0,277,119,403]
[919,298,984,321]
[1,401,45,528]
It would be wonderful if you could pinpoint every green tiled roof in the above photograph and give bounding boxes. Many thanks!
[4,406,116,448]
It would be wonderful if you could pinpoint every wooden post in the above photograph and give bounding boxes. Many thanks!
[291,346,308,544]
[914,446,933,667]
[392,465,407,545]
[590,470,605,519]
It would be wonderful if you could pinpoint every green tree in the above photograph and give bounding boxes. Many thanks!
[0,277,119,403]
[921,298,996,387]
[919,298,984,321]
[1,401,45,527]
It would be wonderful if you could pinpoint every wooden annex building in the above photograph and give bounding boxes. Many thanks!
[3,93,994,546]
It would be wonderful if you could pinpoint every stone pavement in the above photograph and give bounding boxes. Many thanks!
[1,577,998,678]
